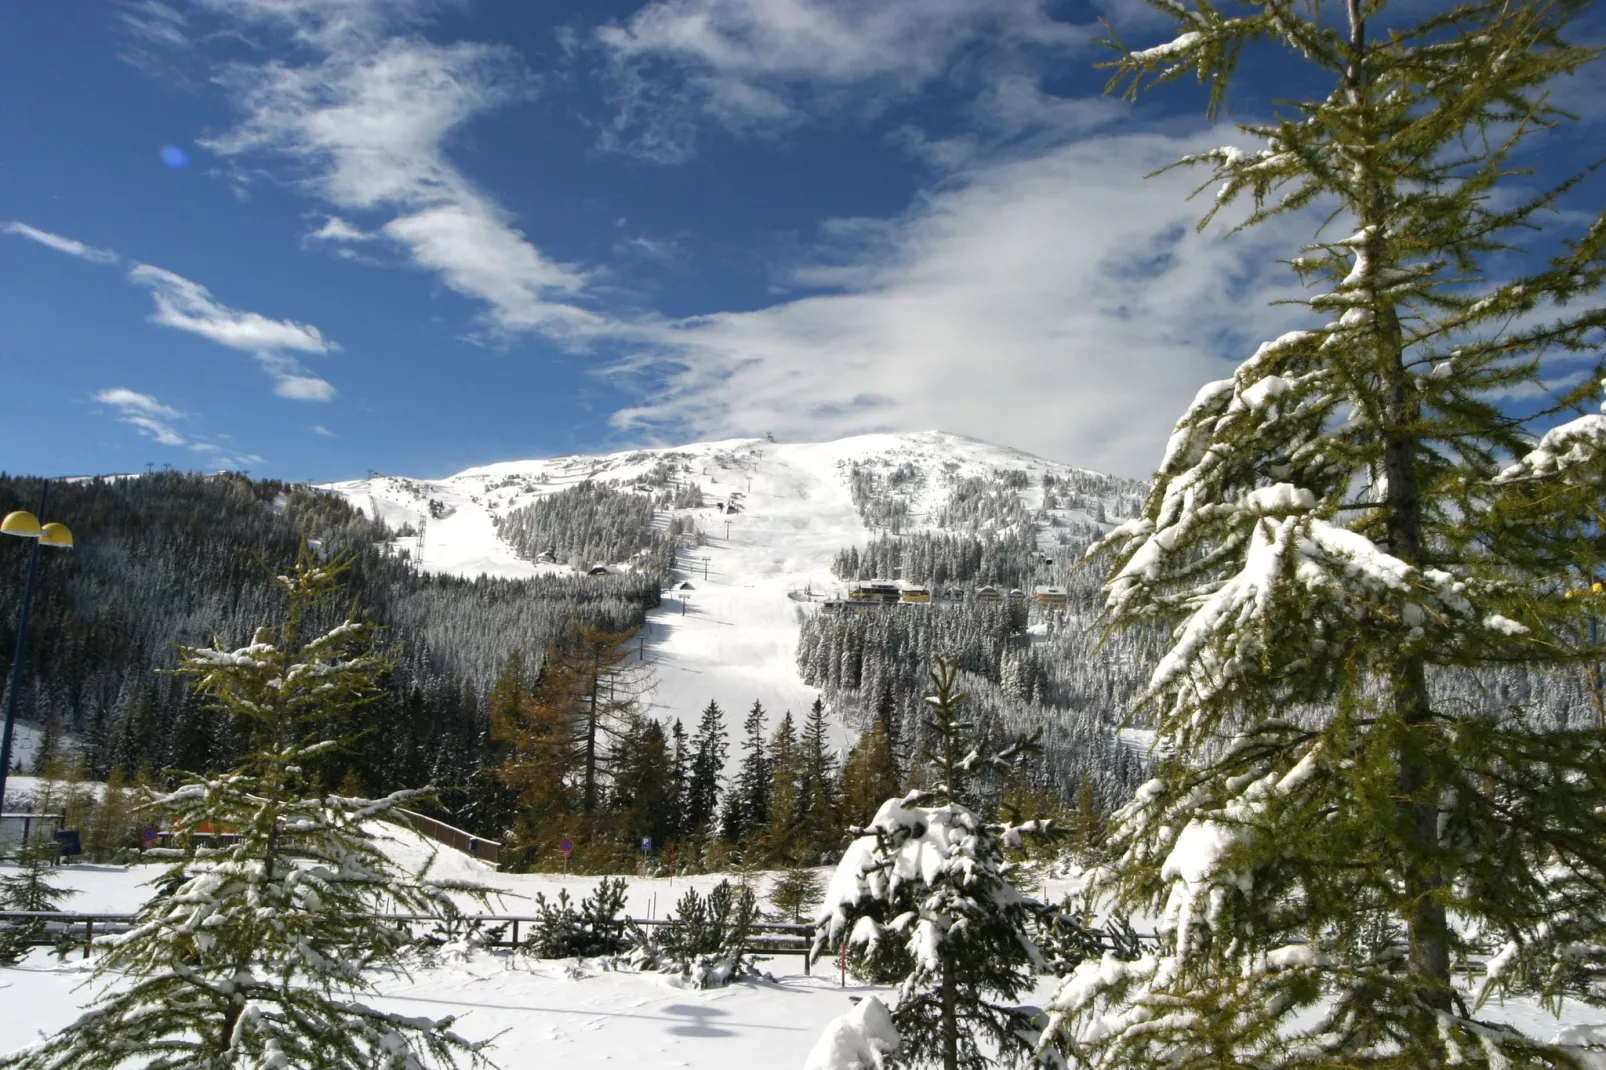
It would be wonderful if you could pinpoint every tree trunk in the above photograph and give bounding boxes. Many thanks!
[1379,285,1452,1013]
[583,652,599,815]
[939,963,959,1070]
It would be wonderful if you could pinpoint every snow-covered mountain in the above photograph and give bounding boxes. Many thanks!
[323,431,1146,744]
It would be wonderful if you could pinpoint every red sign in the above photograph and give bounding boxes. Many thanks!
[559,837,574,857]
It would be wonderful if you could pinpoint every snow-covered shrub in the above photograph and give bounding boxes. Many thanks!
[629,880,760,988]
[803,996,900,1070]
[521,877,630,959]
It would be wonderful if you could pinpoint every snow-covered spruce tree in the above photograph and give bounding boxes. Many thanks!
[1,546,495,1070]
[813,658,1049,1070]
[1041,2,1606,1066]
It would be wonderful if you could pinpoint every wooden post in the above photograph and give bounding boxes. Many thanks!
[85,916,94,959]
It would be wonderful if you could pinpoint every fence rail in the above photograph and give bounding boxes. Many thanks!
[0,911,812,967]
[391,809,501,865]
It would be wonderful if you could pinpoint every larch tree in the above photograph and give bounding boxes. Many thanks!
[1041,0,1606,1065]
[491,651,577,862]
[1,547,495,1070]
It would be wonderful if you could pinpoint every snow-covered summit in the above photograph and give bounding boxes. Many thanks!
[322,431,1144,739]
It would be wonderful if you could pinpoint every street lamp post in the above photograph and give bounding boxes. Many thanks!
[0,480,74,813]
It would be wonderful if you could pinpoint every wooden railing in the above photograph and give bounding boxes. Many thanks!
[0,911,813,968]
[391,809,501,865]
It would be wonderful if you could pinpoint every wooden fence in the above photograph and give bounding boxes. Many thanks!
[0,910,812,969]
[392,809,501,865]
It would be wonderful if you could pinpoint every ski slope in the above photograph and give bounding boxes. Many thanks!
[324,431,1134,744]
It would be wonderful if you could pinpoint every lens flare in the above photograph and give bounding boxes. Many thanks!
[160,145,189,169]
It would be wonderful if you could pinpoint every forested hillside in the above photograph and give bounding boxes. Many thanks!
[0,472,660,825]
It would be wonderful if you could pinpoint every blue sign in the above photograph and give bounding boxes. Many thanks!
[559,837,574,856]
[640,837,652,852]
[142,826,159,845]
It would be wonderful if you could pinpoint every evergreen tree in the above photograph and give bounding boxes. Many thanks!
[668,718,690,844]
[767,867,824,925]
[0,548,495,1069]
[1043,2,1606,1064]
[812,658,1046,1070]
[685,700,727,837]
[0,832,77,964]
[611,717,674,855]
[725,700,771,845]
[763,711,802,864]
[796,698,842,861]
[841,690,901,828]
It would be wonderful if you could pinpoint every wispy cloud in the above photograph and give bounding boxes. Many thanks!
[128,264,339,401]
[91,387,264,468]
[591,0,1096,162]
[92,387,186,446]
[311,423,336,437]
[614,130,1314,477]
[7,219,339,402]
[3,221,120,264]
[181,0,606,341]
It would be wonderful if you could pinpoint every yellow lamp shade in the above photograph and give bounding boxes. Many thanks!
[1595,581,1604,595]
[38,522,73,549]
[1,511,40,538]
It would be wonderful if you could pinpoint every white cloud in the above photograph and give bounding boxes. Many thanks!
[614,130,1316,477]
[91,387,188,448]
[593,0,1095,161]
[311,423,336,436]
[129,263,339,401]
[191,2,602,340]
[308,216,375,242]
[3,221,120,264]
[275,375,339,402]
[92,387,266,468]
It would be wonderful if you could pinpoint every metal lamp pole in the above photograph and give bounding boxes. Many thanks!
[1,480,73,813]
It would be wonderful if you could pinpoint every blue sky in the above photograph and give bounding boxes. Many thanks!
[2,0,1602,483]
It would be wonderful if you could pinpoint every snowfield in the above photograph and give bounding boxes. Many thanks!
[324,431,1132,749]
[3,827,1604,1066]
[0,825,898,1068]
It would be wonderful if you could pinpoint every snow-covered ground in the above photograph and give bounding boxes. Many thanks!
[4,827,1603,1065]
[0,825,892,1067]
[325,431,1127,748]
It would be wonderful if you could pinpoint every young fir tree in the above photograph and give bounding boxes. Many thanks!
[763,711,802,864]
[0,832,78,964]
[796,698,842,862]
[0,548,495,1070]
[725,700,771,846]
[767,866,824,925]
[685,700,727,840]
[1041,2,1606,1065]
[813,658,1047,1070]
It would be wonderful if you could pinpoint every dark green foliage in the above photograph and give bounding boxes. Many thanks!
[522,877,630,959]
[766,867,824,925]
[0,834,78,965]
[629,880,760,988]
[684,700,727,835]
